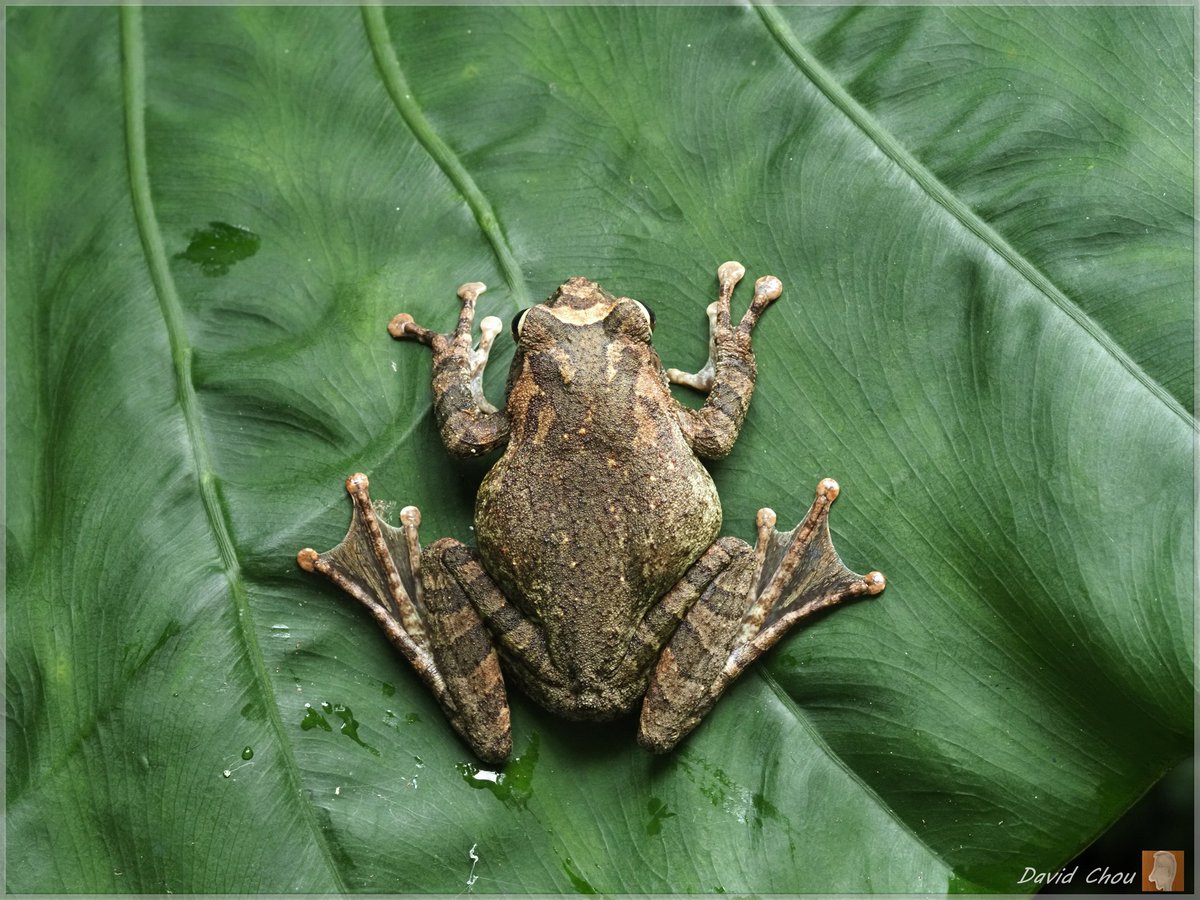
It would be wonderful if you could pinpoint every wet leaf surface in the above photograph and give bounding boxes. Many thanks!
[6,5,1191,892]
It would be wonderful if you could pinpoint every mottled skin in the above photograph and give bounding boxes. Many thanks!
[298,263,885,764]
[476,282,724,714]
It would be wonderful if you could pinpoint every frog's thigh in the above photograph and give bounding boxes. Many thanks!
[637,538,757,753]
[420,538,512,762]
[626,536,753,673]
[435,541,563,690]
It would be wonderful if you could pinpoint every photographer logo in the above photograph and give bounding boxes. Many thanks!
[1142,850,1183,892]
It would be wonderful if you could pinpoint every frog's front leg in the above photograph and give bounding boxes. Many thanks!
[638,478,886,752]
[298,474,511,763]
[668,261,782,458]
[389,281,510,457]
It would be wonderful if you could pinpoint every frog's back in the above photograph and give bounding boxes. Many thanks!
[473,299,721,689]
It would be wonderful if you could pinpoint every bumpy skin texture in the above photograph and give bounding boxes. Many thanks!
[476,284,722,714]
[298,264,885,764]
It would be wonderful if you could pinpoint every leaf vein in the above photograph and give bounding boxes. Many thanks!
[118,8,348,890]
[756,668,956,880]
[362,3,532,309]
[753,1,1191,428]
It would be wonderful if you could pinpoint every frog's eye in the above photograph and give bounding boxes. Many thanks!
[511,308,530,340]
[632,300,656,332]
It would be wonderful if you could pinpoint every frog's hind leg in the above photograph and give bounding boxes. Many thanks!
[298,473,511,763]
[621,537,757,688]
[419,539,513,762]
[638,478,885,753]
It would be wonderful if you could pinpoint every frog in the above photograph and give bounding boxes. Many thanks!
[298,261,885,763]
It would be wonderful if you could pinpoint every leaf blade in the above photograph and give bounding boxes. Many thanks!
[6,4,1191,893]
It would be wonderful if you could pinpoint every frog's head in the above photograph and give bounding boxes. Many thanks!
[511,276,655,345]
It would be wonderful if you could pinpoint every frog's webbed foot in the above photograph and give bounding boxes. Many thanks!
[666,261,781,392]
[298,473,511,763]
[388,282,509,457]
[734,478,885,663]
[638,478,884,753]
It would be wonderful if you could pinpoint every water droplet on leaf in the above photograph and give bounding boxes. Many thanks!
[174,221,260,277]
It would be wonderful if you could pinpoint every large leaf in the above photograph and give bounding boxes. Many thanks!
[6,5,1192,893]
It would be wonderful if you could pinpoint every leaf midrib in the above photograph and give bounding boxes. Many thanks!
[118,7,348,890]
[753,1,1192,428]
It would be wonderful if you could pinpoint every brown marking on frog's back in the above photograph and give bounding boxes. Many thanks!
[477,305,720,686]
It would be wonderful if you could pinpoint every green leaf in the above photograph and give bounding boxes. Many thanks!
[6,5,1191,893]
[786,5,1195,412]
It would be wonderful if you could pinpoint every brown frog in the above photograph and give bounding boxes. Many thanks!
[298,262,884,763]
